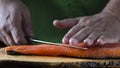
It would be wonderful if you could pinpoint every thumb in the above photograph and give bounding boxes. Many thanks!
[53,17,80,29]
[23,19,33,37]
[22,8,34,37]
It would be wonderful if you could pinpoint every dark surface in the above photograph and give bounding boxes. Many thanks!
[0,60,120,68]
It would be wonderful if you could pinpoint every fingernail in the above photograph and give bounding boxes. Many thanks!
[84,39,93,46]
[53,20,59,26]
[62,38,69,44]
[70,38,79,45]
[53,20,65,29]
[97,39,104,45]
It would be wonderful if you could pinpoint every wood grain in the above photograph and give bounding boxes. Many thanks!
[0,55,120,68]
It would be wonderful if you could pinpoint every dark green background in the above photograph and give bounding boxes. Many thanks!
[22,0,109,43]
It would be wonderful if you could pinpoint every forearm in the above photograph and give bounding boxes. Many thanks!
[102,0,120,20]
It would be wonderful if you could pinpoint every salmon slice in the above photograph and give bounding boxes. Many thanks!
[4,43,120,58]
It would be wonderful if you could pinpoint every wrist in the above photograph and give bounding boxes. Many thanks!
[102,10,120,22]
[102,0,120,20]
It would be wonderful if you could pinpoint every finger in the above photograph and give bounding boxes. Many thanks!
[69,27,93,45]
[0,34,9,46]
[83,31,101,46]
[62,24,84,44]
[21,7,33,37]
[1,31,15,45]
[53,17,79,29]
[62,17,91,44]
[10,10,27,45]
[97,33,119,45]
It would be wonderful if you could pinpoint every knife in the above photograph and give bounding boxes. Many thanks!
[29,38,87,50]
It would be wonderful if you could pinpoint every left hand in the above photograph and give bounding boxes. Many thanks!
[53,12,120,46]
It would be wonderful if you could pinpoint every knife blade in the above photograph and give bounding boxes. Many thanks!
[29,38,87,50]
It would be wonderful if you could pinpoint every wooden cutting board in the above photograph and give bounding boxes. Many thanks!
[0,55,120,68]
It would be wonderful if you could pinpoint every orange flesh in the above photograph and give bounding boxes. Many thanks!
[6,43,120,58]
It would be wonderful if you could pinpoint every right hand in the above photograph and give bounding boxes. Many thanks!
[0,0,33,46]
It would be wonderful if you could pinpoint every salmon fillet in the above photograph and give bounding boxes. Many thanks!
[4,43,120,58]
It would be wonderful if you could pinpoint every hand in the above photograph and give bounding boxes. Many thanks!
[53,12,120,46]
[0,0,33,46]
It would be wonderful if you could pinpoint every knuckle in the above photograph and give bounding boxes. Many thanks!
[15,37,27,45]
[15,38,24,44]
[9,41,14,45]
[9,4,20,10]
[70,26,79,31]
[79,18,92,27]
[0,23,16,32]
[15,39,20,44]
[86,19,92,24]
[93,24,105,32]
[0,24,6,31]
[80,17,89,22]
[70,36,78,41]
[71,23,83,31]
[81,27,91,33]
[84,20,93,26]
[8,25,16,31]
